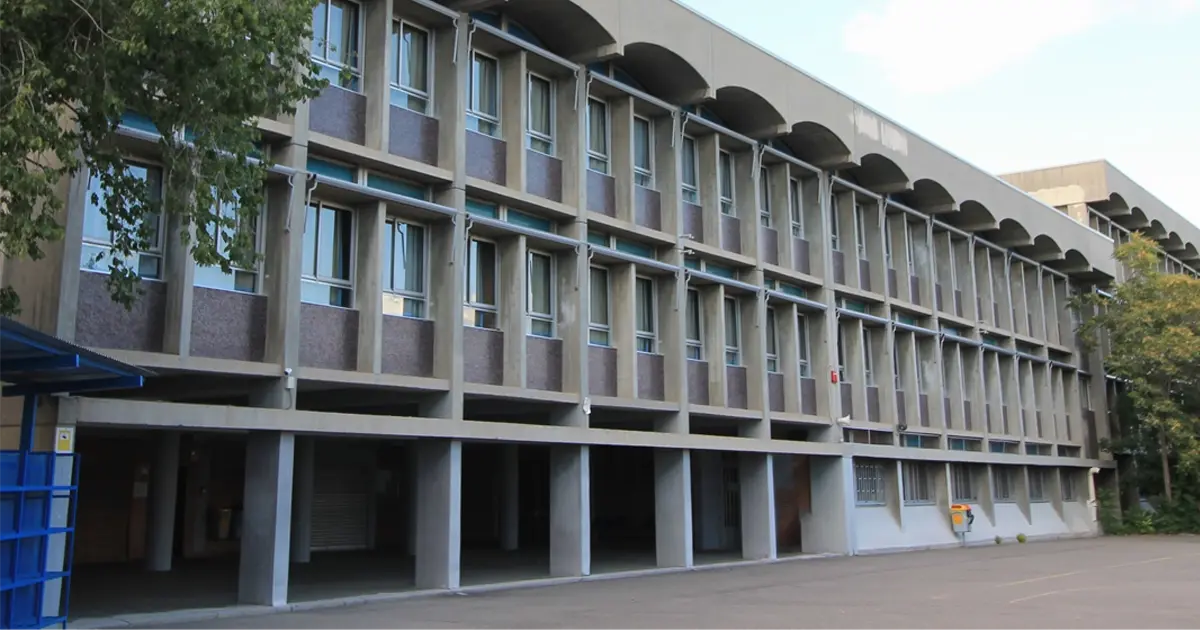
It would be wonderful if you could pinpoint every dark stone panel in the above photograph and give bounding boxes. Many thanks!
[527,336,563,392]
[586,170,616,217]
[760,227,779,266]
[588,345,617,397]
[636,353,665,401]
[309,87,366,144]
[687,360,709,406]
[919,393,931,427]
[936,283,944,311]
[75,273,165,353]
[299,304,358,371]
[793,238,810,274]
[526,150,563,203]
[683,203,704,242]
[944,397,953,428]
[720,215,742,255]
[466,131,506,185]
[190,288,266,362]
[800,378,817,415]
[964,400,973,431]
[635,186,662,232]
[887,268,898,299]
[382,315,434,377]
[726,366,748,409]
[389,106,438,165]
[463,326,503,385]
[867,386,880,422]
[910,275,921,305]
[896,391,907,426]
[833,251,846,285]
[859,259,872,292]
[767,372,785,412]
[839,383,853,415]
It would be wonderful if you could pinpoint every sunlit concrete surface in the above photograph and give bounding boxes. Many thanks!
[99,536,1199,629]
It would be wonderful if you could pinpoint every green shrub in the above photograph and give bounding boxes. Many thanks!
[1016,533,1027,543]
[994,535,1002,545]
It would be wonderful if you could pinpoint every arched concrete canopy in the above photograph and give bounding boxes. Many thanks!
[1099,192,1129,214]
[901,178,956,214]
[989,218,1034,248]
[1182,243,1200,262]
[842,153,910,195]
[500,0,617,60]
[1117,206,1152,230]
[1161,231,1186,253]
[946,200,996,232]
[703,86,786,138]
[1048,249,1094,275]
[780,121,852,168]
[1146,219,1169,240]
[615,42,710,103]
[1026,234,1065,262]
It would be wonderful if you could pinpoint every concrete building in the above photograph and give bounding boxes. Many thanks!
[6,0,1194,616]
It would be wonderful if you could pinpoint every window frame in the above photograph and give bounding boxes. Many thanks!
[465,235,500,329]
[829,193,840,251]
[724,295,741,366]
[527,249,556,338]
[854,203,868,260]
[80,161,166,282]
[686,287,704,360]
[586,97,610,174]
[680,135,699,204]
[950,463,977,502]
[1029,467,1047,502]
[192,199,263,294]
[1061,471,1077,502]
[758,166,771,227]
[855,460,887,506]
[301,199,357,307]
[390,19,433,113]
[467,50,501,136]
[862,328,875,386]
[837,325,848,383]
[633,115,654,189]
[380,216,429,319]
[902,461,935,505]
[635,275,658,354]
[789,177,804,238]
[526,72,555,156]
[311,0,363,91]
[993,466,1016,502]
[718,150,735,216]
[905,222,918,276]
[765,306,779,373]
[796,313,811,377]
[588,265,611,346]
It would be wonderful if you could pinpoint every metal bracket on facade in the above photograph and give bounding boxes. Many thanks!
[463,21,478,66]
[451,17,461,64]
[671,110,682,148]
[289,173,318,233]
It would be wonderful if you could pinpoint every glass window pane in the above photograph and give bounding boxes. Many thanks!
[590,267,609,326]
[471,239,497,306]
[686,290,701,341]
[332,208,353,281]
[405,224,424,293]
[311,1,327,57]
[529,252,552,315]
[636,278,654,333]
[316,206,337,278]
[303,204,318,276]
[473,54,498,116]
[797,315,809,361]
[759,167,770,212]
[402,24,428,92]
[719,152,733,199]
[328,0,357,67]
[682,137,697,187]
[766,309,777,355]
[588,99,607,156]
[529,76,551,136]
[634,118,651,171]
[381,221,395,290]
[724,298,738,347]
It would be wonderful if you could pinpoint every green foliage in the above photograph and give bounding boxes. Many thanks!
[1,0,325,311]
[1098,478,1200,535]
[994,535,1002,545]
[1015,533,1026,544]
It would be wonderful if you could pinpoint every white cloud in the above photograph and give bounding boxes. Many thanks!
[843,0,1194,94]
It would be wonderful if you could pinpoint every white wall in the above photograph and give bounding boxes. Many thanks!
[854,505,904,551]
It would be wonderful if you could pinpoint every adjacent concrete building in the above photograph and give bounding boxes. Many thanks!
[6,0,1194,615]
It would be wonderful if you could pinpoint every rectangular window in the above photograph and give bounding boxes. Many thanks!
[797,314,811,377]
[950,464,977,502]
[830,194,840,250]
[635,276,656,353]
[686,288,703,360]
[903,462,934,504]
[587,98,609,173]
[758,167,771,227]
[390,20,430,112]
[766,307,779,373]
[465,238,498,328]
[81,163,165,280]
[633,116,653,188]
[855,460,887,505]
[724,296,741,366]
[863,329,875,386]
[1080,378,1092,410]
[1029,468,1047,502]
[893,341,903,391]
[528,251,555,337]
[681,136,699,204]
[884,220,894,270]
[789,178,804,238]
[301,201,354,307]
[837,325,848,382]
[993,466,1015,502]
[194,199,260,294]
[527,73,554,155]
[854,203,868,259]
[589,266,611,346]
[468,51,500,136]
[718,150,735,216]
[905,224,918,275]
[381,219,426,318]
[311,0,361,90]
[1062,471,1077,501]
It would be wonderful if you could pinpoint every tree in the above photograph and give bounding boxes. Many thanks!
[1,0,324,312]
[1074,233,1200,503]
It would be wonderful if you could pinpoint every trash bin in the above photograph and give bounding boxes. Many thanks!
[950,503,974,533]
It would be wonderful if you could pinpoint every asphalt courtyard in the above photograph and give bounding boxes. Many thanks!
[134,536,1199,629]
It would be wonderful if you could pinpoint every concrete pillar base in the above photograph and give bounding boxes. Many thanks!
[238,432,295,607]
[654,448,693,568]
[550,444,590,577]
[415,439,462,590]
[145,431,181,572]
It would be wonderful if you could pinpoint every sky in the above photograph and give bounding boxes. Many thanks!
[677,0,1200,227]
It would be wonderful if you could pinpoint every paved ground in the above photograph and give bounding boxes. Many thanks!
[133,537,1199,629]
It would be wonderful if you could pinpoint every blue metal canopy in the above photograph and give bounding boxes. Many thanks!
[1,317,151,399]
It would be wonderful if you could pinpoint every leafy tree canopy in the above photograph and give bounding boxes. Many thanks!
[1,0,324,312]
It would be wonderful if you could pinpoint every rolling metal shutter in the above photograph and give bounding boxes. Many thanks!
[310,444,371,551]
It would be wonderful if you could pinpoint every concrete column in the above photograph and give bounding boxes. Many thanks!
[356,201,386,373]
[145,431,180,572]
[802,456,855,554]
[550,444,590,577]
[238,431,295,607]
[701,284,727,407]
[499,235,528,388]
[500,444,519,551]
[654,448,693,568]
[696,132,721,248]
[612,95,635,224]
[739,452,776,561]
[363,0,394,152]
[555,233,587,405]
[290,435,314,563]
[612,262,637,399]
[741,286,770,438]
[161,216,196,356]
[777,302,801,414]
[769,162,792,266]
[415,439,462,590]
[865,198,887,295]
[263,170,306,374]
[500,51,528,191]
[656,268,687,432]
[734,149,759,255]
